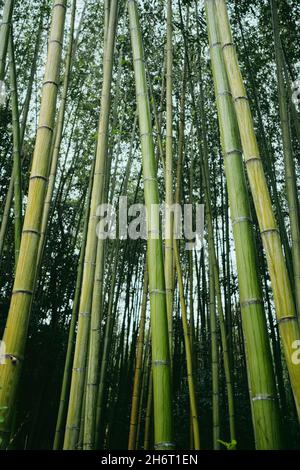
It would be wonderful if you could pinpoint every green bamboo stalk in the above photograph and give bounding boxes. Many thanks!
[37,0,77,269]
[164,0,174,364]
[208,245,219,450]
[143,367,153,450]
[135,333,150,450]
[0,0,14,82]
[95,238,121,446]
[0,5,44,262]
[214,0,300,421]
[53,158,95,450]
[63,0,118,450]
[174,241,201,450]
[128,0,174,450]
[270,0,300,320]
[0,0,67,448]
[92,116,137,450]
[234,4,293,281]
[174,53,187,207]
[206,0,282,448]
[180,1,236,445]
[128,264,148,450]
[8,29,22,266]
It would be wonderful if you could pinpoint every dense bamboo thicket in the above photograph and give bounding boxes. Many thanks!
[0,0,299,451]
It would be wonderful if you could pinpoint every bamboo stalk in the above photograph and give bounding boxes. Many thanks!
[164,0,174,365]
[179,0,236,445]
[0,5,44,262]
[214,0,300,422]
[8,29,22,266]
[0,0,14,82]
[53,158,94,450]
[270,0,300,320]
[128,0,174,450]
[143,367,153,450]
[37,0,77,270]
[0,0,67,448]
[205,0,283,448]
[128,264,148,450]
[174,241,201,450]
[63,0,118,450]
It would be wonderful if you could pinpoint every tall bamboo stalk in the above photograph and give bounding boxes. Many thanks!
[37,0,77,269]
[53,158,94,450]
[206,0,282,448]
[174,241,201,450]
[0,0,14,82]
[0,5,44,262]
[0,0,67,448]
[144,366,153,450]
[179,0,236,445]
[128,264,148,449]
[63,0,118,450]
[8,29,22,265]
[214,0,300,421]
[270,0,300,320]
[128,0,174,450]
[164,0,174,364]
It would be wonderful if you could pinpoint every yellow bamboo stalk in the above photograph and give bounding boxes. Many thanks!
[0,0,67,447]
[214,0,300,419]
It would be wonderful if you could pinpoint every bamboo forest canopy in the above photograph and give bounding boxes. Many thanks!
[0,0,300,452]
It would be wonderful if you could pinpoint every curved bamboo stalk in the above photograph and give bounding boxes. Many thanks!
[0,0,67,448]
[214,0,300,421]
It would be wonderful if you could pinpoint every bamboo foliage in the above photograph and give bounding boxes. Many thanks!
[128,0,174,450]
[214,0,300,420]
[0,0,67,448]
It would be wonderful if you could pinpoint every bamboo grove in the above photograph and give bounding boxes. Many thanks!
[0,0,299,451]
